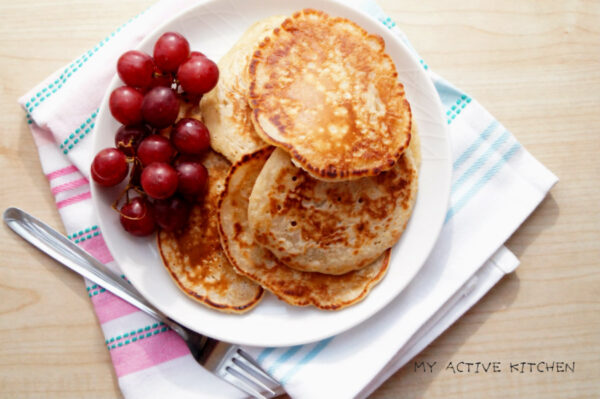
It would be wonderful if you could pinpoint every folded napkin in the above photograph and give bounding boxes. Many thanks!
[19,0,558,398]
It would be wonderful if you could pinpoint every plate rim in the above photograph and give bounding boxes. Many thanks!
[91,0,451,347]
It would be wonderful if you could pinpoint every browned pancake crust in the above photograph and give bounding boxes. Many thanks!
[247,148,418,275]
[217,148,391,310]
[248,9,412,181]
[158,151,263,313]
[198,16,286,162]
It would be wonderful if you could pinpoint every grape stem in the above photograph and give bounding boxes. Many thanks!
[111,156,148,221]
[111,187,148,221]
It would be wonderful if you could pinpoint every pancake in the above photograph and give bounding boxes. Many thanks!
[199,16,286,162]
[248,9,412,181]
[248,147,418,275]
[158,151,264,313]
[409,117,421,169]
[217,148,391,310]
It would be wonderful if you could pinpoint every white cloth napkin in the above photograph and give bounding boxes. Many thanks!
[19,0,558,398]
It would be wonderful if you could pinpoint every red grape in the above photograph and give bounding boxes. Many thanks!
[141,162,178,199]
[129,159,143,187]
[153,32,190,72]
[175,161,208,199]
[109,86,144,125]
[153,196,191,232]
[175,153,203,164]
[151,74,173,89]
[150,63,174,88]
[117,50,154,88]
[91,148,128,187]
[141,86,180,128]
[171,118,210,155]
[115,125,149,156]
[119,197,156,236]
[107,37,221,237]
[137,134,175,166]
[177,56,219,95]
[189,51,206,59]
[180,91,203,104]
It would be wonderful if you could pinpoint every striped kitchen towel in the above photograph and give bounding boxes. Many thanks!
[18,0,557,398]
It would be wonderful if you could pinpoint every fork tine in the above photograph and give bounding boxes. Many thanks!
[223,365,270,399]
[200,342,286,398]
[229,355,281,396]
[231,357,277,395]
[235,348,282,386]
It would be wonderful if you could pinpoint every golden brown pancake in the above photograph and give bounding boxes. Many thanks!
[199,16,286,162]
[158,151,263,313]
[248,148,418,275]
[409,117,421,169]
[217,148,391,310]
[248,9,412,181]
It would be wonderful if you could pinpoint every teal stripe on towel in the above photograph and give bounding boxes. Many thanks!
[280,337,335,384]
[446,143,521,223]
[257,347,276,364]
[451,130,511,194]
[267,345,304,375]
[453,120,499,170]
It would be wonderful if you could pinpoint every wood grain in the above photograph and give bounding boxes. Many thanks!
[0,1,598,398]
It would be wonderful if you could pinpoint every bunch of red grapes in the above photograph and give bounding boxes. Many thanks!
[91,32,219,236]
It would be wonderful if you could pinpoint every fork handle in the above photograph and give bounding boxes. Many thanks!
[4,207,286,399]
[3,207,167,322]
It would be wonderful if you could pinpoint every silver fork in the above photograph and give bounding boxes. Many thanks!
[3,207,287,399]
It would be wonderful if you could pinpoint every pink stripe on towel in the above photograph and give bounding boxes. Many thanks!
[78,234,114,264]
[91,291,139,324]
[110,330,190,377]
[51,177,89,195]
[46,165,79,180]
[56,191,91,209]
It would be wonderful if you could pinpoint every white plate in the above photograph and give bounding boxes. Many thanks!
[91,0,451,347]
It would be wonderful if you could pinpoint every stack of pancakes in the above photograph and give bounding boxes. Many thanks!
[158,9,419,313]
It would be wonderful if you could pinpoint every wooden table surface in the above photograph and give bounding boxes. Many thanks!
[0,1,598,398]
